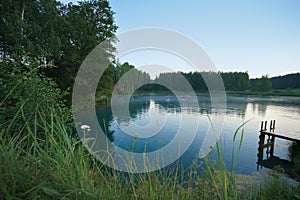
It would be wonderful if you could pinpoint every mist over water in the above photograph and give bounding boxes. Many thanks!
[95,94,300,174]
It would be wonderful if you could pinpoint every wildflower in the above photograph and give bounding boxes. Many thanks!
[81,124,91,132]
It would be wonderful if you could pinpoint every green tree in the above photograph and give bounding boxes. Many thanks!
[251,75,272,92]
[220,72,249,91]
[96,64,115,103]
[271,73,300,89]
[0,59,69,139]
[0,0,117,101]
[52,0,117,92]
[0,0,63,61]
[114,62,135,82]
[114,62,150,94]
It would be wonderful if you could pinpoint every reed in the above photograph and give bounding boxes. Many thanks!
[1,85,299,199]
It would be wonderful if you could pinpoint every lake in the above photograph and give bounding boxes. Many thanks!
[93,94,300,175]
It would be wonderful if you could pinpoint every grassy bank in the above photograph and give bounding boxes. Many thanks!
[1,65,300,199]
[1,108,300,199]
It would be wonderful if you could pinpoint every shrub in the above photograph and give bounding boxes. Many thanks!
[0,59,70,143]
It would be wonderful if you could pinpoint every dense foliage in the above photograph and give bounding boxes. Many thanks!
[96,62,151,102]
[145,71,250,92]
[152,71,300,93]
[113,62,151,94]
[1,1,300,199]
[271,73,300,89]
[0,0,117,98]
[0,59,70,141]
[250,73,300,92]
[250,75,273,92]
[1,0,297,98]
[221,72,250,91]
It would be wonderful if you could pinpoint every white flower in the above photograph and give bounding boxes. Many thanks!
[81,124,91,132]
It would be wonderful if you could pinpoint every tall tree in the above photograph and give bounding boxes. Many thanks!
[251,75,272,92]
[0,0,117,96]
[53,0,117,91]
[0,0,63,61]
[113,62,150,94]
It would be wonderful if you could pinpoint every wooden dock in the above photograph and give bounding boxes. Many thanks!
[259,120,300,143]
[257,120,300,172]
[258,120,300,151]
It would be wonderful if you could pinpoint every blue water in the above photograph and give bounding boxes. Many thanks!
[94,94,300,175]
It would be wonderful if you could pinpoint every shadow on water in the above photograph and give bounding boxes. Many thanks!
[257,125,300,180]
[95,105,115,142]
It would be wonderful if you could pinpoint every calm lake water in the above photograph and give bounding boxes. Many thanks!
[94,94,300,175]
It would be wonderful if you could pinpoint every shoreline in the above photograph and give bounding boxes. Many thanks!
[226,89,300,97]
[131,89,300,97]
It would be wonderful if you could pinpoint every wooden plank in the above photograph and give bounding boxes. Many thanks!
[260,142,274,148]
[261,131,300,142]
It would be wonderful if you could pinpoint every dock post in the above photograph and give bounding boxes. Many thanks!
[270,120,273,131]
[266,135,271,159]
[257,122,266,170]
[258,132,265,147]
[269,120,276,156]
[270,135,275,156]
[258,121,268,170]
[259,121,266,147]
[270,120,276,132]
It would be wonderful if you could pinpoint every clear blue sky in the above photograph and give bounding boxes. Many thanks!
[61,0,300,78]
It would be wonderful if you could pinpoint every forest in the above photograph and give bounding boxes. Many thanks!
[141,71,250,92]
[1,0,299,103]
[0,0,119,103]
[1,0,300,199]
[141,71,300,93]
[271,73,300,89]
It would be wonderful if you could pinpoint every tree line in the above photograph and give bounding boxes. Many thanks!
[271,73,300,89]
[142,71,300,92]
[140,71,250,92]
[250,73,300,92]
[0,0,154,103]
[1,0,298,105]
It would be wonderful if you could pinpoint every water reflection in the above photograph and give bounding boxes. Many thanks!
[257,137,295,178]
[94,94,300,174]
[95,105,115,142]
[256,122,300,179]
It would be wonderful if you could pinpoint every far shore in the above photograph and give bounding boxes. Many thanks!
[226,89,300,97]
[131,89,300,97]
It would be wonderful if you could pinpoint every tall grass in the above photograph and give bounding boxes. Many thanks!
[1,108,103,199]
[200,121,247,200]
[1,101,300,199]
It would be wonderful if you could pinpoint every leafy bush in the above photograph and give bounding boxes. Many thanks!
[288,142,300,176]
[0,59,70,143]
